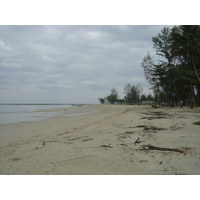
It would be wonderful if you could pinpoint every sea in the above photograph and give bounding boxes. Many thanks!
[0,104,81,124]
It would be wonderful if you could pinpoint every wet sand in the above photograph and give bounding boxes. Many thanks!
[0,104,200,175]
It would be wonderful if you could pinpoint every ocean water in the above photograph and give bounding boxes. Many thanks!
[0,104,72,124]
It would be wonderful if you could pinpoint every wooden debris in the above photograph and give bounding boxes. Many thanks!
[11,157,21,161]
[134,137,140,144]
[134,137,145,145]
[67,137,82,141]
[141,111,171,120]
[141,116,166,120]
[151,111,165,115]
[170,126,182,130]
[140,160,148,163]
[135,125,166,131]
[152,105,159,108]
[124,131,135,135]
[100,145,113,148]
[48,140,59,143]
[134,125,146,128]
[100,145,113,150]
[140,144,184,153]
[194,121,200,125]
[63,142,73,144]
[120,143,128,146]
[82,138,93,142]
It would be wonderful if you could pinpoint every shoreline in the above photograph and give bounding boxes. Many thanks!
[0,104,94,125]
[0,104,200,175]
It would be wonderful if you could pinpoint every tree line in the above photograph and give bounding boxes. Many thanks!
[99,25,200,107]
[98,84,154,104]
[141,25,200,107]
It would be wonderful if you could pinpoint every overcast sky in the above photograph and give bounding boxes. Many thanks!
[0,25,172,104]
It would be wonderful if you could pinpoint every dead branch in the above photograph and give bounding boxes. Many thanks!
[82,138,93,142]
[100,145,113,150]
[124,131,135,135]
[135,125,166,131]
[133,137,145,145]
[67,137,82,141]
[134,137,140,144]
[100,145,113,148]
[47,140,59,143]
[139,144,184,153]
[120,143,128,146]
[141,116,166,120]
[63,142,74,144]
[73,146,98,149]
[135,125,146,128]
[152,105,159,108]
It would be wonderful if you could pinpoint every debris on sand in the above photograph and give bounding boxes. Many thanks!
[141,111,172,120]
[138,144,184,153]
[134,125,166,132]
[194,121,200,125]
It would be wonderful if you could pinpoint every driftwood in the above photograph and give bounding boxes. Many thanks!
[100,145,113,148]
[139,144,184,153]
[48,140,59,143]
[134,137,145,145]
[120,143,128,146]
[67,137,82,141]
[141,111,171,120]
[135,125,166,131]
[141,116,166,120]
[152,105,159,108]
[134,137,141,144]
[100,145,113,150]
[194,121,200,125]
[82,138,93,142]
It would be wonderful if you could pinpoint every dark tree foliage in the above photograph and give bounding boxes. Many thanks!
[98,97,106,104]
[124,83,143,104]
[106,88,119,104]
[141,25,200,107]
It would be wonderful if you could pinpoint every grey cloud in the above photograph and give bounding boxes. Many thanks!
[0,25,171,103]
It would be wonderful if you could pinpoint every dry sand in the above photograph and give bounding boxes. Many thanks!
[0,104,200,175]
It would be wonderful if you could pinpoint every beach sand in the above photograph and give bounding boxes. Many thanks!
[0,104,200,175]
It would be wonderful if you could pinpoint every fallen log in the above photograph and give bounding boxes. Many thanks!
[139,144,184,153]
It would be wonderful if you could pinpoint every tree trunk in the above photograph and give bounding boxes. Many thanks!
[191,85,197,107]
[192,57,200,83]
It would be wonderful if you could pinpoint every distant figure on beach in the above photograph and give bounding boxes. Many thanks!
[65,109,66,112]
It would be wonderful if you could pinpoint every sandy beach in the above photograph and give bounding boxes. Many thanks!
[0,104,200,175]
